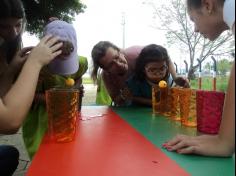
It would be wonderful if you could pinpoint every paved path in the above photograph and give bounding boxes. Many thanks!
[0,84,97,176]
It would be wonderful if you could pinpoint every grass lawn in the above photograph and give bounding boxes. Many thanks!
[190,76,229,92]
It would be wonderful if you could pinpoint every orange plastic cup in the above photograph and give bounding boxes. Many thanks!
[169,87,181,121]
[179,88,197,127]
[152,86,168,115]
[46,88,79,143]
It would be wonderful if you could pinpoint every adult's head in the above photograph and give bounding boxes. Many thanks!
[0,0,26,63]
[0,0,25,42]
[135,44,170,83]
[91,41,128,83]
[186,0,228,41]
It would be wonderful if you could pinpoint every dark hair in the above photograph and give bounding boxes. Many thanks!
[187,0,225,10]
[91,41,120,83]
[0,0,25,19]
[0,0,26,63]
[135,44,170,81]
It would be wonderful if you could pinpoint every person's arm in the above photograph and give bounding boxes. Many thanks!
[163,62,235,157]
[169,60,177,79]
[0,35,62,134]
[217,62,235,155]
[0,65,19,97]
[102,72,126,105]
[0,48,28,97]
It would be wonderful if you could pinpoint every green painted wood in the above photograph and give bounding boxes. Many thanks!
[113,107,235,176]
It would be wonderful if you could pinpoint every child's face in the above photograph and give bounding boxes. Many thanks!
[144,61,168,83]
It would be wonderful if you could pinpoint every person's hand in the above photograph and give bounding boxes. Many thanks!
[27,35,62,68]
[174,77,190,88]
[162,134,201,154]
[114,87,133,106]
[162,134,230,156]
[9,47,33,75]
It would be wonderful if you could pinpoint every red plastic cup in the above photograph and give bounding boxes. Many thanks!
[196,90,225,134]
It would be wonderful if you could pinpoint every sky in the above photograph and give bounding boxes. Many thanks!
[22,0,186,72]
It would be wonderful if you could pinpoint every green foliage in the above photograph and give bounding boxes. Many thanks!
[22,0,86,36]
[204,59,232,76]
[217,59,232,76]
[203,62,212,72]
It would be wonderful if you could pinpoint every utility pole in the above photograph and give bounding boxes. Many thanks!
[121,12,126,49]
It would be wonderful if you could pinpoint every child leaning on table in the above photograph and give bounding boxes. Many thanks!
[22,19,88,159]
[124,44,186,107]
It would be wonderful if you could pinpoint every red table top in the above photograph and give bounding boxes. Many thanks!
[27,106,189,176]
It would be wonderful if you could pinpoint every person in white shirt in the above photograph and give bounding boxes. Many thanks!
[163,0,235,157]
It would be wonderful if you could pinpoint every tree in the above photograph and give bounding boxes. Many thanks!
[204,58,233,76]
[203,62,211,72]
[22,0,86,36]
[144,0,234,79]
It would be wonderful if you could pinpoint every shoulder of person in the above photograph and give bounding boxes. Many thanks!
[123,46,144,58]
[71,56,88,79]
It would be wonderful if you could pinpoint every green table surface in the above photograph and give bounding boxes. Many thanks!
[113,106,235,176]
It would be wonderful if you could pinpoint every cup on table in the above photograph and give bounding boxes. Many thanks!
[169,87,181,121]
[152,86,168,115]
[179,88,197,127]
[196,90,225,134]
[46,88,79,143]
[162,88,172,117]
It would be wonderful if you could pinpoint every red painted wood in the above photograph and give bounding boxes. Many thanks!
[27,106,189,176]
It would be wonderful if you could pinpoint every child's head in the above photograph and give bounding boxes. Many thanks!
[135,44,170,83]
[43,20,78,75]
